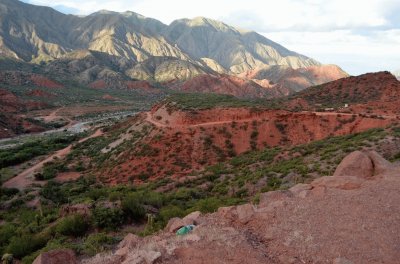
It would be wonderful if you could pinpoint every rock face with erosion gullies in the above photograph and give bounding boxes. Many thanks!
[0,0,346,95]
[81,151,400,263]
[96,101,395,183]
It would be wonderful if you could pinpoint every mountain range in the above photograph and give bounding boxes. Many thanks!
[0,0,347,97]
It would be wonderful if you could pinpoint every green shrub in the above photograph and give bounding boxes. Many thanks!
[56,215,89,237]
[92,207,124,230]
[0,224,16,249]
[159,205,185,224]
[121,194,145,222]
[40,181,67,204]
[0,188,19,198]
[6,232,49,259]
[192,197,223,213]
[83,233,117,256]
[87,188,108,201]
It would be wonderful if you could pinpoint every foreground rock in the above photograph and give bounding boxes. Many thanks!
[33,249,77,264]
[81,151,400,263]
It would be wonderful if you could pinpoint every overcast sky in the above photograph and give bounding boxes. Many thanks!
[23,0,400,75]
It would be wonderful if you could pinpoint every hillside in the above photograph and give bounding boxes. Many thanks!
[26,88,393,186]
[79,151,400,264]
[0,0,316,73]
[0,0,348,99]
[290,71,400,113]
[2,127,400,263]
[1,77,400,262]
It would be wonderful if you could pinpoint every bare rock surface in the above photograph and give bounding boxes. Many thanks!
[33,249,77,264]
[81,151,400,263]
[333,150,374,178]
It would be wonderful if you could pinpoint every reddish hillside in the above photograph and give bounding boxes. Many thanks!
[30,75,63,88]
[240,64,348,93]
[25,89,55,98]
[173,65,347,99]
[0,88,23,113]
[293,71,400,114]
[0,89,48,138]
[83,151,400,264]
[173,74,278,99]
[0,71,63,88]
[94,103,395,184]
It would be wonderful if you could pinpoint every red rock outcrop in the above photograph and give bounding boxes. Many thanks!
[82,151,400,264]
[33,249,77,264]
[98,103,395,183]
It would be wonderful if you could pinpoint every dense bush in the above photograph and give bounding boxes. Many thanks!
[0,224,16,254]
[0,188,19,198]
[35,161,67,180]
[56,215,89,237]
[159,205,185,224]
[0,135,78,169]
[83,233,117,256]
[87,188,108,201]
[40,181,67,204]
[6,232,49,259]
[92,207,124,230]
[121,194,146,222]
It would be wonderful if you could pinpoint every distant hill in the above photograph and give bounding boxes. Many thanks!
[0,0,347,100]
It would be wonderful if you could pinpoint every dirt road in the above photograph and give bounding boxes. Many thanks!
[146,111,397,129]
[2,129,103,190]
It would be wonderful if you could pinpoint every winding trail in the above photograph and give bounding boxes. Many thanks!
[145,111,397,129]
[2,129,103,190]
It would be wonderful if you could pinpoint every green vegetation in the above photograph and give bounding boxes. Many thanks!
[1,125,399,261]
[56,215,89,237]
[165,92,283,110]
[0,134,80,169]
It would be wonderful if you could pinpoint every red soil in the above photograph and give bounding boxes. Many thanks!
[30,75,63,88]
[172,65,347,99]
[296,71,400,115]
[0,88,22,113]
[126,80,154,90]
[89,80,107,89]
[176,74,276,98]
[0,89,47,138]
[26,89,55,98]
[99,104,396,184]
[102,94,118,100]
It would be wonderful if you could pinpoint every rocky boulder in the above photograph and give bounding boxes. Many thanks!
[311,176,364,190]
[166,211,202,233]
[333,151,374,178]
[366,150,393,175]
[334,150,393,178]
[33,249,77,264]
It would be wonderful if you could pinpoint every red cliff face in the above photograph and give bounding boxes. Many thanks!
[98,105,394,184]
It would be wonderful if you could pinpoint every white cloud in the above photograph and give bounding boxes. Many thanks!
[23,0,400,74]
[266,29,400,75]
